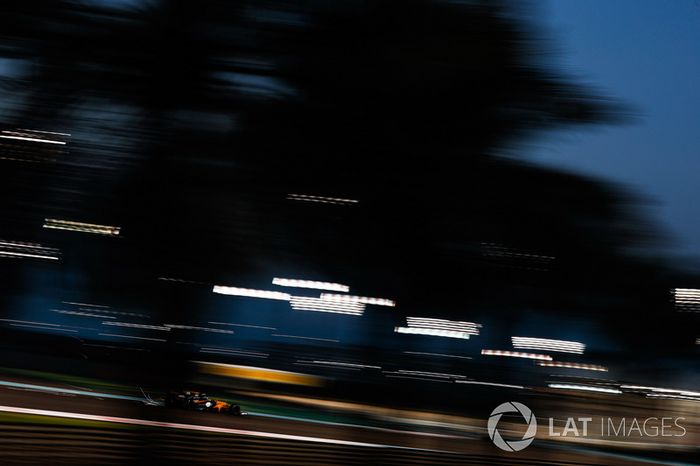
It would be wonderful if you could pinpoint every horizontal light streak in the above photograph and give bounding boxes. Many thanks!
[0,318,61,326]
[405,317,481,335]
[537,361,607,372]
[272,278,349,292]
[395,327,470,339]
[286,194,358,205]
[290,296,364,315]
[0,132,66,145]
[51,309,116,319]
[200,347,269,358]
[43,218,120,236]
[512,336,585,354]
[208,322,277,330]
[386,370,467,379]
[165,324,234,334]
[0,240,60,261]
[0,405,396,449]
[455,380,525,389]
[548,383,621,394]
[98,333,166,342]
[320,293,395,307]
[272,334,339,343]
[103,321,170,331]
[481,349,552,361]
[213,286,290,301]
[403,351,472,360]
[620,385,700,398]
[10,323,77,332]
[299,360,381,369]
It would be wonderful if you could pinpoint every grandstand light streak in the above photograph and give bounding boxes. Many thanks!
[165,324,234,334]
[455,380,524,389]
[403,351,472,360]
[481,349,552,361]
[391,370,467,379]
[286,194,358,205]
[300,360,381,369]
[320,293,395,307]
[405,317,481,335]
[620,385,700,397]
[213,286,290,301]
[99,333,166,342]
[208,322,277,330]
[394,327,470,339]
[548,383,621,394]
[51,309,116,319]
[272,334,339,343]
[43,218,121,236]
[272,278,349,292]
[0,132,66,145]
[537,361,607,372]
[512,336,585,354]
[11,324,77,332]
[103,321,171,331]
[290,296,364,315]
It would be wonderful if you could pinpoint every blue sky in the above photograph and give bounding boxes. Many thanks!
[532,0,700,263]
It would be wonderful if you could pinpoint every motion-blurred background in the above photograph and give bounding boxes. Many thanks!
[0,1,698,465]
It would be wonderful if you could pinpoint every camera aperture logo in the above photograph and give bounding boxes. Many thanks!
[488,401,537,452]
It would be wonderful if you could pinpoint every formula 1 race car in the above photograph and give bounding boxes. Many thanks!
[165,390,246,415]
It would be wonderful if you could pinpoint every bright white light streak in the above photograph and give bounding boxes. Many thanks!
[43,219,120,236]
[299,360,381,369]
[51,309,116,319]
[548,383,621,394]
[646,393,700,402]
[512,336,585,354]
[537,361,607,372]
[272,278,349,292]
[620,385,700,397]
[165,324,234,334]
[200,348,269,358]
[213,286,290,301]
[0,318,61,326]
[0,133,66,145]
[290,296,364,315]
[395,327,471,339]
[403,351,472,360]
[0,405,404,449]
[62,301,110,309]
[405,317,481,335]
[286,194,359,205]
[208,322,276,330]
[10,324,77,332]
[320,293,395,307]
[394,370,467,379]
[481,349,552,361]
[103,321,170,331]
[98,333,166,342]
[272,334,339,343]
[455,380,524,389]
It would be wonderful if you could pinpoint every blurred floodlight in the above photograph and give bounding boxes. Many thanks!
[481,349,552,361]
[320,293,395,307]
[213,285,291,300]
[272,278,349,292]
[511,336,585,354]
[44,218,121,236]
[455,380,525,389]
[537,361,607,372]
